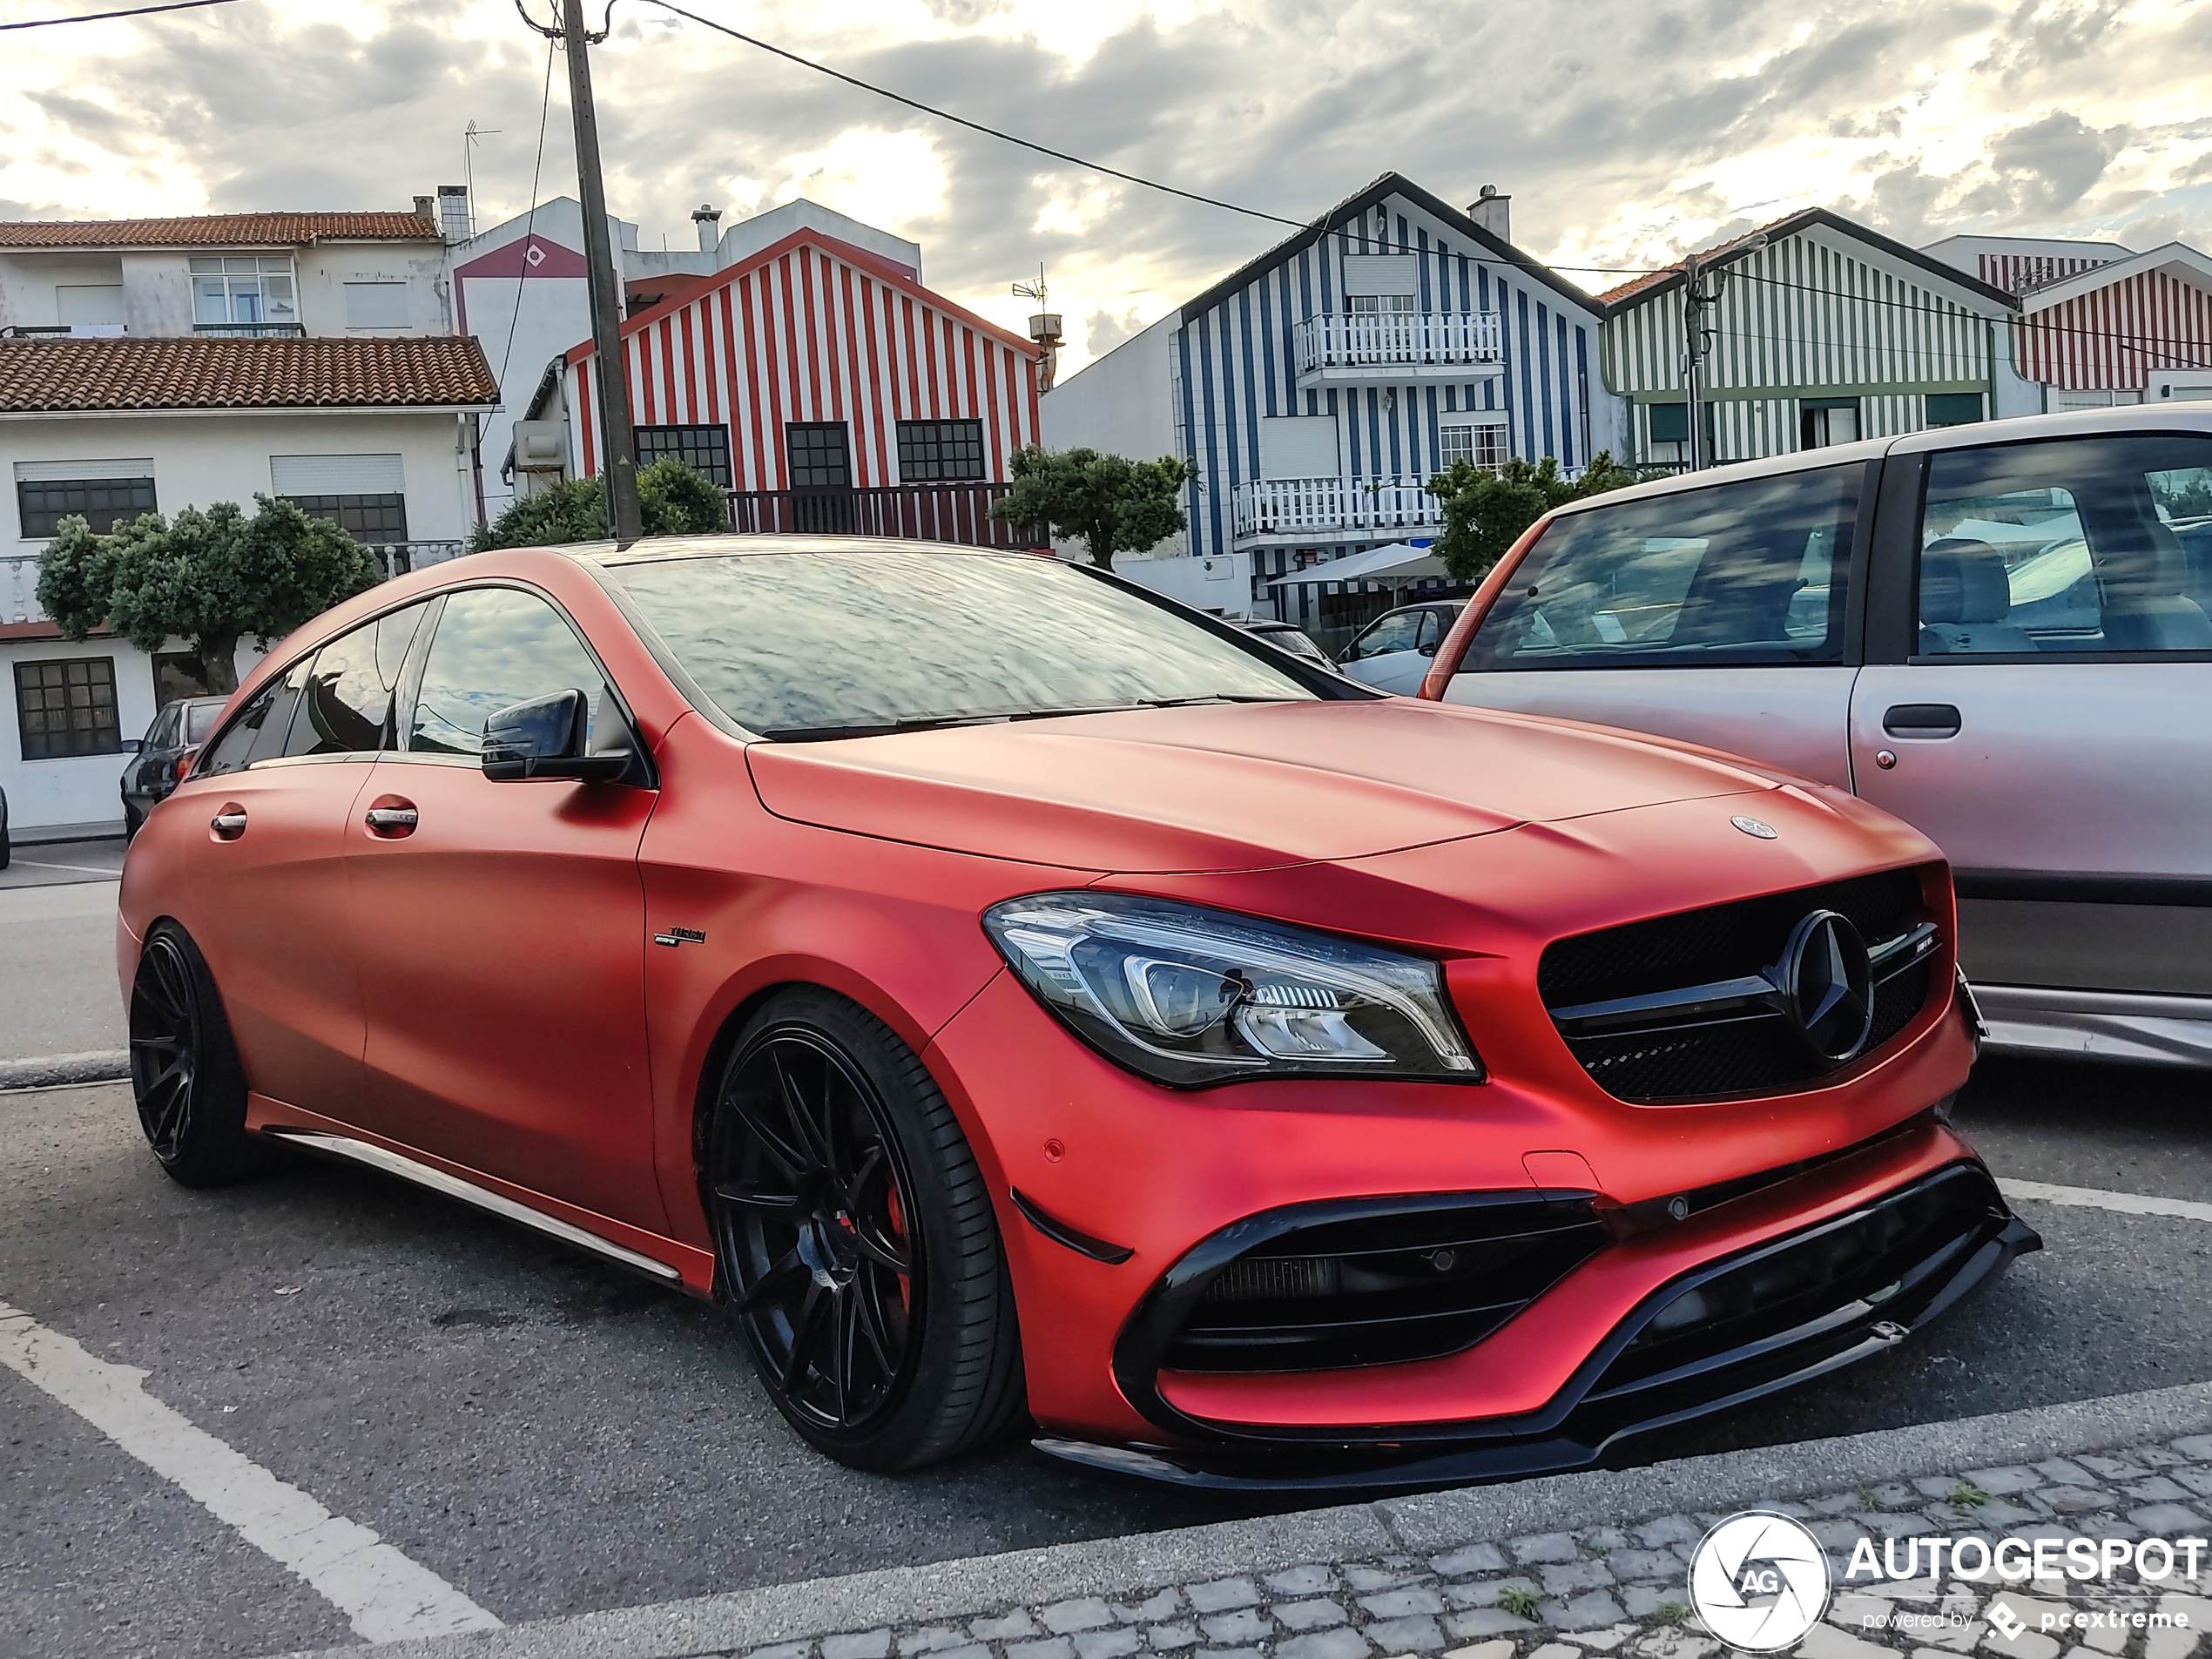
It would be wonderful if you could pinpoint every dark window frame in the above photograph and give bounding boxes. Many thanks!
[15,656,124,759]
[1924,393,1986,429]
[284,492,408,543]
[636,423,733,488]
[894,418,987,482]
[17,476,156,539]
[786,422,853,490]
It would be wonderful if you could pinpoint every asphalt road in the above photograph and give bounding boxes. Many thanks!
[3,853,2209,1656]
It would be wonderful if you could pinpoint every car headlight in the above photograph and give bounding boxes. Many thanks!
[981,892,1483,1088]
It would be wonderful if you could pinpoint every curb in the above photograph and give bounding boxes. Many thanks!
[0,1050,128,1091]
[282,1379,2212,1659]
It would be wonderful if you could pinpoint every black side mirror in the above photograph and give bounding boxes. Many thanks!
[1418,640,1439,657]
[482,688,629,783]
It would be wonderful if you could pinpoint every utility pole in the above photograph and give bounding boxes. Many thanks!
[1682,253,1708,472]
[560,0,642,542]
[1677,233,1765,473]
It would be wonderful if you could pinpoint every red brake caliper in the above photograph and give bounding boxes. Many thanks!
[886,1181,913,1312]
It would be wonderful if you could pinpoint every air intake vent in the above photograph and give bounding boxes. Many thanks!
[1164,1193,1606,1372]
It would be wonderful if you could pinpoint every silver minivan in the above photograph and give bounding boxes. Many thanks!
[1431,405,2212,1067]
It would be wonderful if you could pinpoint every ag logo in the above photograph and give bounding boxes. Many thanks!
[1688,1511,1831,1652]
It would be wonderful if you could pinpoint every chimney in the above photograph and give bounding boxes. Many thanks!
[437,184,470,243]
[691,202,723,256]
[413,194,435,222]
[1468,184,1511,245]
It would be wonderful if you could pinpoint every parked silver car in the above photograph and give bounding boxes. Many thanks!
[1336,600,1464,694]
[1428,404,2212,1068]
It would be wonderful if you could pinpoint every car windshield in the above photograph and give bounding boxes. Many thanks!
[602,545,1313,738]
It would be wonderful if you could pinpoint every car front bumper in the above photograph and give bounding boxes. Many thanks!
[1031,1157,2037,1491]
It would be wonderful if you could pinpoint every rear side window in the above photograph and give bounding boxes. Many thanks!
[1917,435,2212,656]
[292,604,427,755]
[1460,466,1859,671]
[195,661,311,776]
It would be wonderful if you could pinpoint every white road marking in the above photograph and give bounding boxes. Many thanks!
[2001,1178,2212,1225]
[11,858,123,877]
[0,1298,502,1644]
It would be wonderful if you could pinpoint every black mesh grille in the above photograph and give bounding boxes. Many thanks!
[1539,866,1940,1103]
[1166,1197,1607,1373]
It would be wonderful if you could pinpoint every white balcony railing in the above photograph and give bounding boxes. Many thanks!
[1231,475,1446,543]
[1292,311,1503,376]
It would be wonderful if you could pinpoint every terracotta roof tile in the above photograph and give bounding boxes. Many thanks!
[0,335,499,413]
[0,212,438,249]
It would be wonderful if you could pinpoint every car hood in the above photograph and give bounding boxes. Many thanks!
[745,698,1784,873]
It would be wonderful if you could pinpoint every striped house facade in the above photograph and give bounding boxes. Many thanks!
[1181,179,1612,630]
[561,229,1041,540]
[2011,247,2212,399]
[1045,174,1616,640]
[1600,210,2020,466]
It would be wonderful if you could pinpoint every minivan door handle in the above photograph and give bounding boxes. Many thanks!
[1883,703,1962,739]
[364,805,419,838]
[209,808,247,840]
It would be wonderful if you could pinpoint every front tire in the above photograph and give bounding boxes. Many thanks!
[128,923,260,1186]
[705,988,1023,1471]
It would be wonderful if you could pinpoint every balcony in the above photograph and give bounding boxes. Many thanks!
[1292,311,1503,388]
[364,540,469,578]
[1230,475,1444,545]
[725,482,1046,548]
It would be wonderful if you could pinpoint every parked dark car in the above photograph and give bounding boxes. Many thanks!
[1231,617,1337,668]
[1,783,10,870]
[122,697,227,836]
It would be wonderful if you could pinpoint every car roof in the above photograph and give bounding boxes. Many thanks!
[575,535,1062,567]
[1554,402,2212,520]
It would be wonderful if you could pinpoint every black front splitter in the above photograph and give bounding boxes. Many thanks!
[1033,1200,2039,1496]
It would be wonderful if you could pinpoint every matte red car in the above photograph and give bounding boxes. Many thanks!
[118,536,2037,1488]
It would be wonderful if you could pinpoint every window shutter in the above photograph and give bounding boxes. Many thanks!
[270,455,405,495]
[1342,255,1420,297]
[15,458,154,482]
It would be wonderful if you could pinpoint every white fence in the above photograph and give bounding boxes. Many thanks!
[1292,311,1503,374]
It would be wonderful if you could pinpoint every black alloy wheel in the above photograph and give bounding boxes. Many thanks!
[706,988,1023,1470]
[128,923,260,1185]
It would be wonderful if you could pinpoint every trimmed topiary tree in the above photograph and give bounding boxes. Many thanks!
[37,496,381,694]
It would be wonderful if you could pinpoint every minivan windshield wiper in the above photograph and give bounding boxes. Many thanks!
[759,695,1305,741]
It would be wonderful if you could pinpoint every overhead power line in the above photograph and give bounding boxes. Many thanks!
[0,0,239,28]
[636,0,1306,229]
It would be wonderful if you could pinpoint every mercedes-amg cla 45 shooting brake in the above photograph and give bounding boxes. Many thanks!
[118,536,2038,1489]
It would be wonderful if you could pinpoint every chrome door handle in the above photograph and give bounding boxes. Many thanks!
[209,810,247,840]
[364,806,419,836]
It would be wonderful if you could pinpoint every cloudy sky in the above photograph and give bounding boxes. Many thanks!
[3,0,2209,375]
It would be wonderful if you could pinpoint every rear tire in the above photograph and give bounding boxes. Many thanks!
[128,922,262,1186]
[705,988,1024,1471]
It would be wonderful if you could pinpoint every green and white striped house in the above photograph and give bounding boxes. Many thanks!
[1598,208,2036,468]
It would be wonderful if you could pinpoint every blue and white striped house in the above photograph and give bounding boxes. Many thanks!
[1043,174,1621,645]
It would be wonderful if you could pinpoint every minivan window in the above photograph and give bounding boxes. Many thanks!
[1460,465,1859,671]
[602,547,1312,738]
[1917,435,2212,656]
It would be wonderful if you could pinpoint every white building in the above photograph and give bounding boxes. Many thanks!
[0,291,494,837]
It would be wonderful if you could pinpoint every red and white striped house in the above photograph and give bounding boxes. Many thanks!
[553,228,1043,543]
[1924,234,2212,408]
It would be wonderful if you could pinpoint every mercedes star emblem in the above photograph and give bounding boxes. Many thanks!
[1731,815,1779,839]
[1779,909,1877,1065]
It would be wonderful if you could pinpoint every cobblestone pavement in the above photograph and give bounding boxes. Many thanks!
[724,1438,2212,1659]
